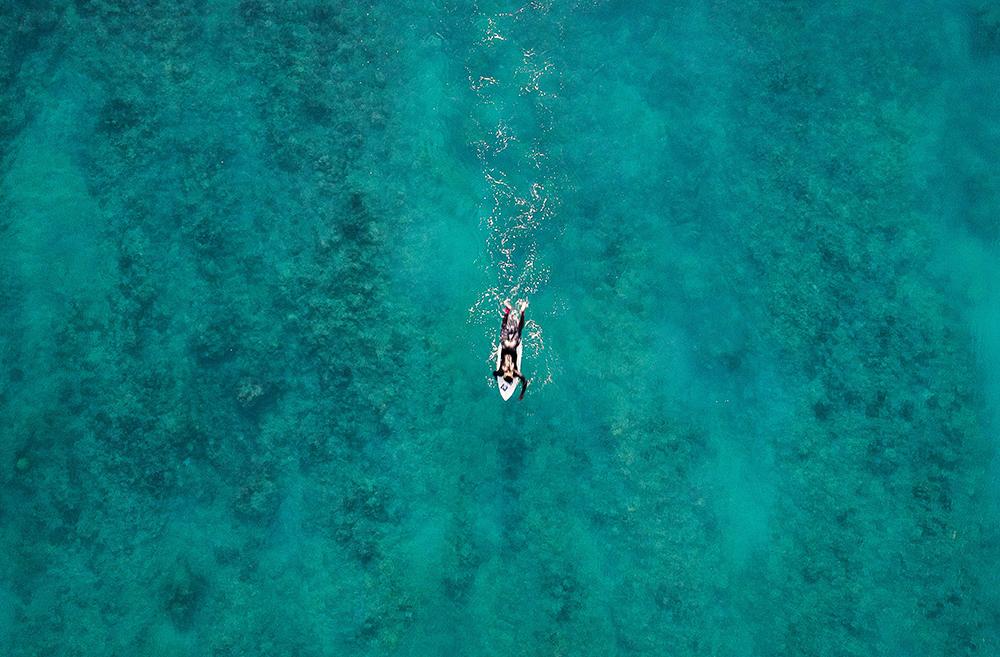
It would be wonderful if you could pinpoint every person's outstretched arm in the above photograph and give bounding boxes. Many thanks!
[500,302,511,332]
[518,375,529,401]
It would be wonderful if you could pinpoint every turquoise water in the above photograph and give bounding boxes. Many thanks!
[2,0,1000,654]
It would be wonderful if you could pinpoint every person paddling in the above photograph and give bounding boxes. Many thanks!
[493,300,529,400]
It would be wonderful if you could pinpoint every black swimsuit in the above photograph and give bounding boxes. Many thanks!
[498,345,519,369]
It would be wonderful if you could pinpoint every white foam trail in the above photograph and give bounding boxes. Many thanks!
[466,8,560,391]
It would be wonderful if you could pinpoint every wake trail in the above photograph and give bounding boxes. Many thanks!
[466,6,562,392]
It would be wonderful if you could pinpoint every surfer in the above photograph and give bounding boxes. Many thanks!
[494,300,529,400]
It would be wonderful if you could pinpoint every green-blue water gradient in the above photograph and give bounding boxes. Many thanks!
[2,0,1000,655]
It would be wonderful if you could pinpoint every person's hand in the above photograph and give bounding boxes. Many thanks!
[521,299,529,311]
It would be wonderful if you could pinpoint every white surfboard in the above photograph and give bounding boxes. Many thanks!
[496,343,523,401]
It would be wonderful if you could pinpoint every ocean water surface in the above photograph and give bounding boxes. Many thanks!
[2,0,1000,654]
